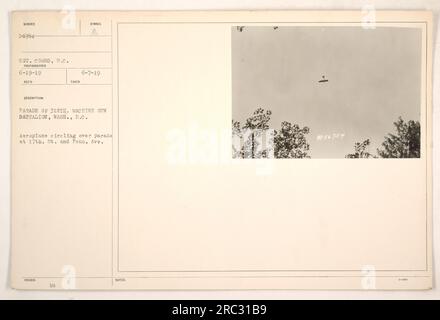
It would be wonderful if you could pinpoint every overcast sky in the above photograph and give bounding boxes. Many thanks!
[232,26,422,158]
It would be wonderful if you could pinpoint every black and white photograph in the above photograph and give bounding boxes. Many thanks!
[3,6,435,300]
[232,26,422,159]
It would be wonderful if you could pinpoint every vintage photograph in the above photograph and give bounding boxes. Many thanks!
[232,26,422,159]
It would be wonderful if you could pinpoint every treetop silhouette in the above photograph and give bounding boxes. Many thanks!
[232,108,310,159]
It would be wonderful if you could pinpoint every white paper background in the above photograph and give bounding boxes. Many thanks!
[0,0,439,299]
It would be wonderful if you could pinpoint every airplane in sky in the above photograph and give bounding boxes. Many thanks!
[318,75,329,83]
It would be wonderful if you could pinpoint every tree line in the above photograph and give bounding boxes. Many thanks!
[232,108,420,159]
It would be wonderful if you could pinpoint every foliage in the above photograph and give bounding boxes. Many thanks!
[232,108,310,159]
[274,121,310,158]
[377,117,420,158]
[345,118,420,158]
[345,139,376,158]
[235,111,420,159]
